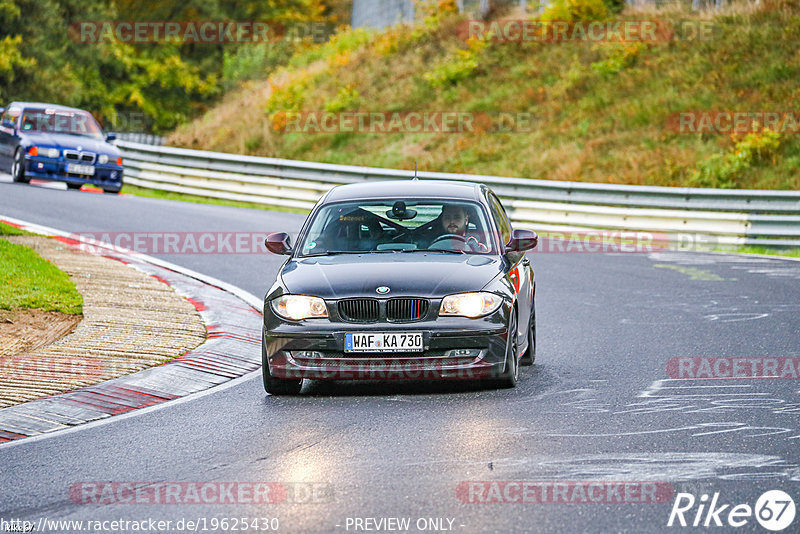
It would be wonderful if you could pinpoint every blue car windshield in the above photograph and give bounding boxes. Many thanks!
[20,109,104,139]
[298,199,499,256]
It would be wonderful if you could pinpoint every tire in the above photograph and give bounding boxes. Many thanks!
[67,183,82,190]
[262,336,302,395]
[103,189,120,195]
[11,149,29,184]
[493,312,519,389]
[520,303,536,366]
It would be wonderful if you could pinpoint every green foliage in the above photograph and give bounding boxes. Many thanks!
[325,85,360,112]
[424,36,487,87]
[541,0,609,22]
[591,43,644,76]
[222,42,297,90]
[288,27,374,69]
[265,72,314,114]
[0,0,338,133]
[691,130,783,188]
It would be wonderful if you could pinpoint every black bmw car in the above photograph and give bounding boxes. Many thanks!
[0,102,123,193]
[262,180,538,395]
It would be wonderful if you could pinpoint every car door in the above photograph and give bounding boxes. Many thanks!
[487,191,532,345]
[0,106,21,170]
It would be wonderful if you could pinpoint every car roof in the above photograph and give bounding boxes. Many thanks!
[323,180,485,203]
[7,102,90,114]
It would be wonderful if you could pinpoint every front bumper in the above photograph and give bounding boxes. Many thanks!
[264,318,510,381]
[24,156,123,190]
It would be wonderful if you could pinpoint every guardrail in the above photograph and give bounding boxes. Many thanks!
[117,140,800,247]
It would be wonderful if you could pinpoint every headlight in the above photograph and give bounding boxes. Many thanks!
[439,292,503,318]
[271,295,328,321]
[98,154,109,164]
[44,148,59,158]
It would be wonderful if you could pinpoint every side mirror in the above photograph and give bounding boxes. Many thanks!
[265,232,293,255]
[106,132,117,142]
[505,229,538,253]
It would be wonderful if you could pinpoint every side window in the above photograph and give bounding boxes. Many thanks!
[488,193,512,246]
[1,109,12,127]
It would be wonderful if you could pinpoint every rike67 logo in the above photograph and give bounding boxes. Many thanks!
[668,490,796,531]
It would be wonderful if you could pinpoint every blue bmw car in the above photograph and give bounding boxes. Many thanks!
[0,102,124,193]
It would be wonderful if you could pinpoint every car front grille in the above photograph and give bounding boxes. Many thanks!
[338,299,380,323]
[63,150,96,164]
[337,298,430,323]
[387,298,429,322]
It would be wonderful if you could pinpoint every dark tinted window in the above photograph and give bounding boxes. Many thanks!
[487,193,512,246]
[299,199,498,256]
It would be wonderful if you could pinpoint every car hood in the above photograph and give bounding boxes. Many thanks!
[280,254,503,299]
[22,132,118,154]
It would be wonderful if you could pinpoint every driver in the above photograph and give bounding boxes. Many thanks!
[440,204,469,237]
[430,204,488,252]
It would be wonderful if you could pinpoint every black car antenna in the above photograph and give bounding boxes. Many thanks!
[413,160,418,181]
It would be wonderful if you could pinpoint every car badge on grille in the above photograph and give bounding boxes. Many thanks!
[376,286,391,295]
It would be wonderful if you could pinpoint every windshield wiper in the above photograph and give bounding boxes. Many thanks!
[302,250,366,257]
[401,249,465,255]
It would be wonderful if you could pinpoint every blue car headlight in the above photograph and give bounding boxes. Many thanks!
[98,155,109,164]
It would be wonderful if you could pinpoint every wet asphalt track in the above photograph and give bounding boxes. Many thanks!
[1,178,799,533]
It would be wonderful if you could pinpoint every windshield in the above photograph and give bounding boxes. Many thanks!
[298,199,498,256]
[20,109,104,139]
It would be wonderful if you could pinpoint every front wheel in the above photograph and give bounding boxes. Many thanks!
[11,150,29,183]
[67,183,82,190]
[492,313,519,389]
[520,306,536,366]
[262,338,302,395]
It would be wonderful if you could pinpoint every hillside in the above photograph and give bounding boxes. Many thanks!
[168,0,800,190]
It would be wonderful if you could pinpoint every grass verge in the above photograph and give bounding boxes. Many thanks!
[722,245,800,258]
[0,238,83,314]
[0,222,32,236]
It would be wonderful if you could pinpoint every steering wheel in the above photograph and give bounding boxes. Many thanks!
[429,234,468,249]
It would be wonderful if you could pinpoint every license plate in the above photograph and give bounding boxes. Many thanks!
[345,332,423,353]
[67,163,95,175]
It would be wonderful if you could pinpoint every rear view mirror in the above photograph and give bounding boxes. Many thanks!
[106,132,117,142]
[265,232,293,255]
[505,229,538,253]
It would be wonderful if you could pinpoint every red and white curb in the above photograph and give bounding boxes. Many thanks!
[0,216,264,444]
